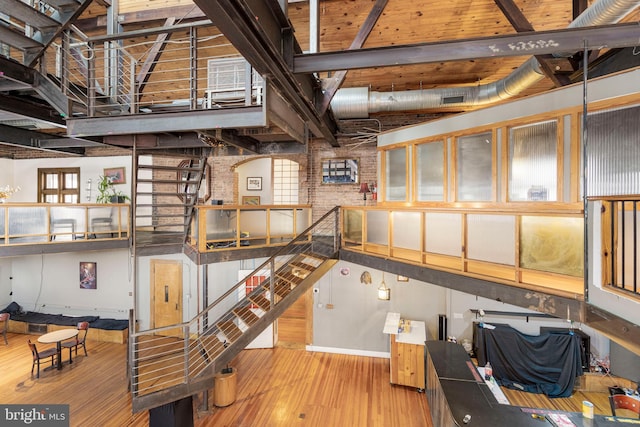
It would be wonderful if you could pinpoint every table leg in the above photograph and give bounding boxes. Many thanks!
[56,342,62,370]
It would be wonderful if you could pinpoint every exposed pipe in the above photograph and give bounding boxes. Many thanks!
[330,0,640,119]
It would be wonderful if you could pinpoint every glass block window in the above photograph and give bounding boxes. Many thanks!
[273,159,299,204]
[508,120,558,201]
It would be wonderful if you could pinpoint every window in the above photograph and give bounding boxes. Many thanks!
[273,159,299,204]
[508,120,558,201]
[416,141,445,201]
[586,104,640,197]
[385,147,407,202]
[38,168,80,203]
[456,132,493,201]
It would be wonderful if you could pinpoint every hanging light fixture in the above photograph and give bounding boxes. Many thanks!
[378,272,390,300]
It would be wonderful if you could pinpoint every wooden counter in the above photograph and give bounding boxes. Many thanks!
[384,312,426,389]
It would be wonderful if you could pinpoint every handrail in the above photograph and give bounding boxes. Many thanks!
[130,206,340,401]
[0,203,130,244]
[195,204,312,251]
[342,205,584,297]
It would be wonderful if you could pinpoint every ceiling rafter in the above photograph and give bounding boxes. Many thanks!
[318,0,388,115]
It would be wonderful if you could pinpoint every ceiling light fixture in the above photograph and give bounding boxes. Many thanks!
[378,272,390,301]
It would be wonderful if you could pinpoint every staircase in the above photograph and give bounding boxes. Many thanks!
[134,151,210,252]
[130,206,340,413]
[0,0,93,67]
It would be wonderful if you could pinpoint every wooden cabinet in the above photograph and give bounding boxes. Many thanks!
[390,333,425,389]
[384,313,426,389]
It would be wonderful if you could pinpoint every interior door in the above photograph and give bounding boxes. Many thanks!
[151,259,183,337]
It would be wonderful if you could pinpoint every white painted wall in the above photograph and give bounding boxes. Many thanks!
[237,158,271,204]
[10,249,132,318]
[311,261,446,355]
[11,156,132,203]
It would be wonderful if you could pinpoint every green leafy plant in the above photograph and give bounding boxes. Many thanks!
[96,175,130,203]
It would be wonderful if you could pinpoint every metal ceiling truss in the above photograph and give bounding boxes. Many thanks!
[293,22,640,73]
[192,0,338,146]
[0,124,86,155]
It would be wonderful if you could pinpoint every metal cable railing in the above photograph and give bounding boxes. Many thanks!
[130,206,340,399]
[49,23,262,119]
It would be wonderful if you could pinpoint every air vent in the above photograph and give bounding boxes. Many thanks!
[442,95,464,104]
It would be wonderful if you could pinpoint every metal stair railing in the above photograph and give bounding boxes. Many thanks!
[130,206,340,411]
[134,153,208,245]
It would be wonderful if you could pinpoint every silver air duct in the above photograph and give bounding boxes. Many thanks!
[330,0,640,119]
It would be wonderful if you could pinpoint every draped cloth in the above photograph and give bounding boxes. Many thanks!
[474,323,583,397]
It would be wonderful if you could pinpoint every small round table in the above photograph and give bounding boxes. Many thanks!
[37,329,79,370]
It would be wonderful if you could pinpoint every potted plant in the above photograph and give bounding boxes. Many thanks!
[96,175,130,203]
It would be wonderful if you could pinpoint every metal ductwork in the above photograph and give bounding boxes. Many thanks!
[330,0,640,119]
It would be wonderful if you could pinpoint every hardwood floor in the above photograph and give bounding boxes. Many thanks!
[0,331,620,426]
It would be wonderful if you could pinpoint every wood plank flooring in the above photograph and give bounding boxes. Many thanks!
[0,331,620,426]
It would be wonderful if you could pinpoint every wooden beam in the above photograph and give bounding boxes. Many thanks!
[318,0,388,115]
[493,0,571,87]
[136,17,176,94]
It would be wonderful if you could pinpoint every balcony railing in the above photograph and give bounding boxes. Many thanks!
[342,206,585,297]
[0,203,129,245]
[192,205,312,252]
[601,199,640,299]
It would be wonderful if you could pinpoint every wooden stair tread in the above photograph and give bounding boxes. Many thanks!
[295,253,327,265]
[233,306,260,326]
[262,280,292,298]
[249,294,271,311]
[217,320,243,342]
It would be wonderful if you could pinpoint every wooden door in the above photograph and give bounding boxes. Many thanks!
[277,288,312,347]
[151,259,183,337]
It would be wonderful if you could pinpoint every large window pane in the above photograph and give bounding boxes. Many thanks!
[508,120,557,201]
[456,132,492,201]
[425,212,461,256]
[520,216,583,277]
[385,147,407,202]
[416,141,444,201]
[467,214,515,265]
[586,104,640,196]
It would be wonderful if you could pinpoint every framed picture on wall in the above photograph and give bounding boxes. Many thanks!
[104,167,126,184]
[80,261,97,289]
[242,195,260,205]
[247,177,262,191]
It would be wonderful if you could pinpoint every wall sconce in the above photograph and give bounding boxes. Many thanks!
[359,182,371,206]
[86,178,92,201]
[377,272,390,301]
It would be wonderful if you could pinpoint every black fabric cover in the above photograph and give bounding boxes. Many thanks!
[475,323,583,398]
[90,318,128,330]
[8,311,127,330]
[0,301,22,315]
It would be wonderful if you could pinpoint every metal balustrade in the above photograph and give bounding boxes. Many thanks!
[130,206,339,412]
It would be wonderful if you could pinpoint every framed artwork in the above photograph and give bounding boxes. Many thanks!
[397,275,409,282]
[321,158,359,184]
[242,195,260,205]
[247,177,262,191]
[104,167,126,184]
[80,261,97,289]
